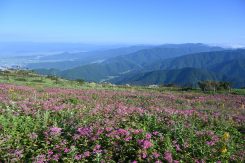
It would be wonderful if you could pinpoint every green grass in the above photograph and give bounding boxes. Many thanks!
[0,70,244,95]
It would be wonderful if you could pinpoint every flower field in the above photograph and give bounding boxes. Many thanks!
[0,82,244,162]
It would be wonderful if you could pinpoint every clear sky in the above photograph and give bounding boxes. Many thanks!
[0,0,244,45]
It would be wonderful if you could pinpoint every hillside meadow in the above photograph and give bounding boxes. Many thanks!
[0,71,244,162]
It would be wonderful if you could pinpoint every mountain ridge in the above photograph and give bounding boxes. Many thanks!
[31,44,245,88]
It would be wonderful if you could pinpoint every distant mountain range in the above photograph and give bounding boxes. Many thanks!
[30,43,245,88]
[27,45,152,70]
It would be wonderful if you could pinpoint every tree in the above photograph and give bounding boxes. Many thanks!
[198,81,231,92]
[76,79,85,85]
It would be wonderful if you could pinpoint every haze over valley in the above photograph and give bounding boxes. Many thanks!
[1,42,245,88]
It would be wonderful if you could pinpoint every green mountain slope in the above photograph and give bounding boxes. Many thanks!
[111,68,220,86]
[111,58,245,87]
[58,59,140,82]
[32,45,245,87]
[148,49,245,70]
[107,43,223,67]
[35,43,223,81]
[211,59,245,78]
[210,59,245,87]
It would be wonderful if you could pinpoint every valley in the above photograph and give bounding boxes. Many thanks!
[14,43,244,88]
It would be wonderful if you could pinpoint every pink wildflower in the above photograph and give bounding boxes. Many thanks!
[83,151,90,158]
[164,151,173,163]
[75,154,82,160]
[155,161,163,163]
[77,127,92,137]
[52,154,60,161]
[142,140,153,149]
[146,133,152,139]
[49,127,62,136]
[153,152,160,158]
[64,148,70,153]
[142,152,147,159]
[153,131,159,136]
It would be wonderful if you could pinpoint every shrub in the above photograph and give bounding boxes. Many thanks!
[31,79,45,83]
[198,81,231,92]
[46,75,59,81]
[15,78,27,81]
[76,79,85,85]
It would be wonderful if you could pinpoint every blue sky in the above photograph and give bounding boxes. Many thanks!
[0,0,244,45]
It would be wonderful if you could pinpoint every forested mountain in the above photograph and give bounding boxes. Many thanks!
[147,49,245,70]
[34,43,224,80]
[32,44,245,88]
[110,68,220,86]
[105,43,224,67]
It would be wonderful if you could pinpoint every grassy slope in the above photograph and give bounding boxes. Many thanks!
[0,70,244,162]
[1,70,245,95]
